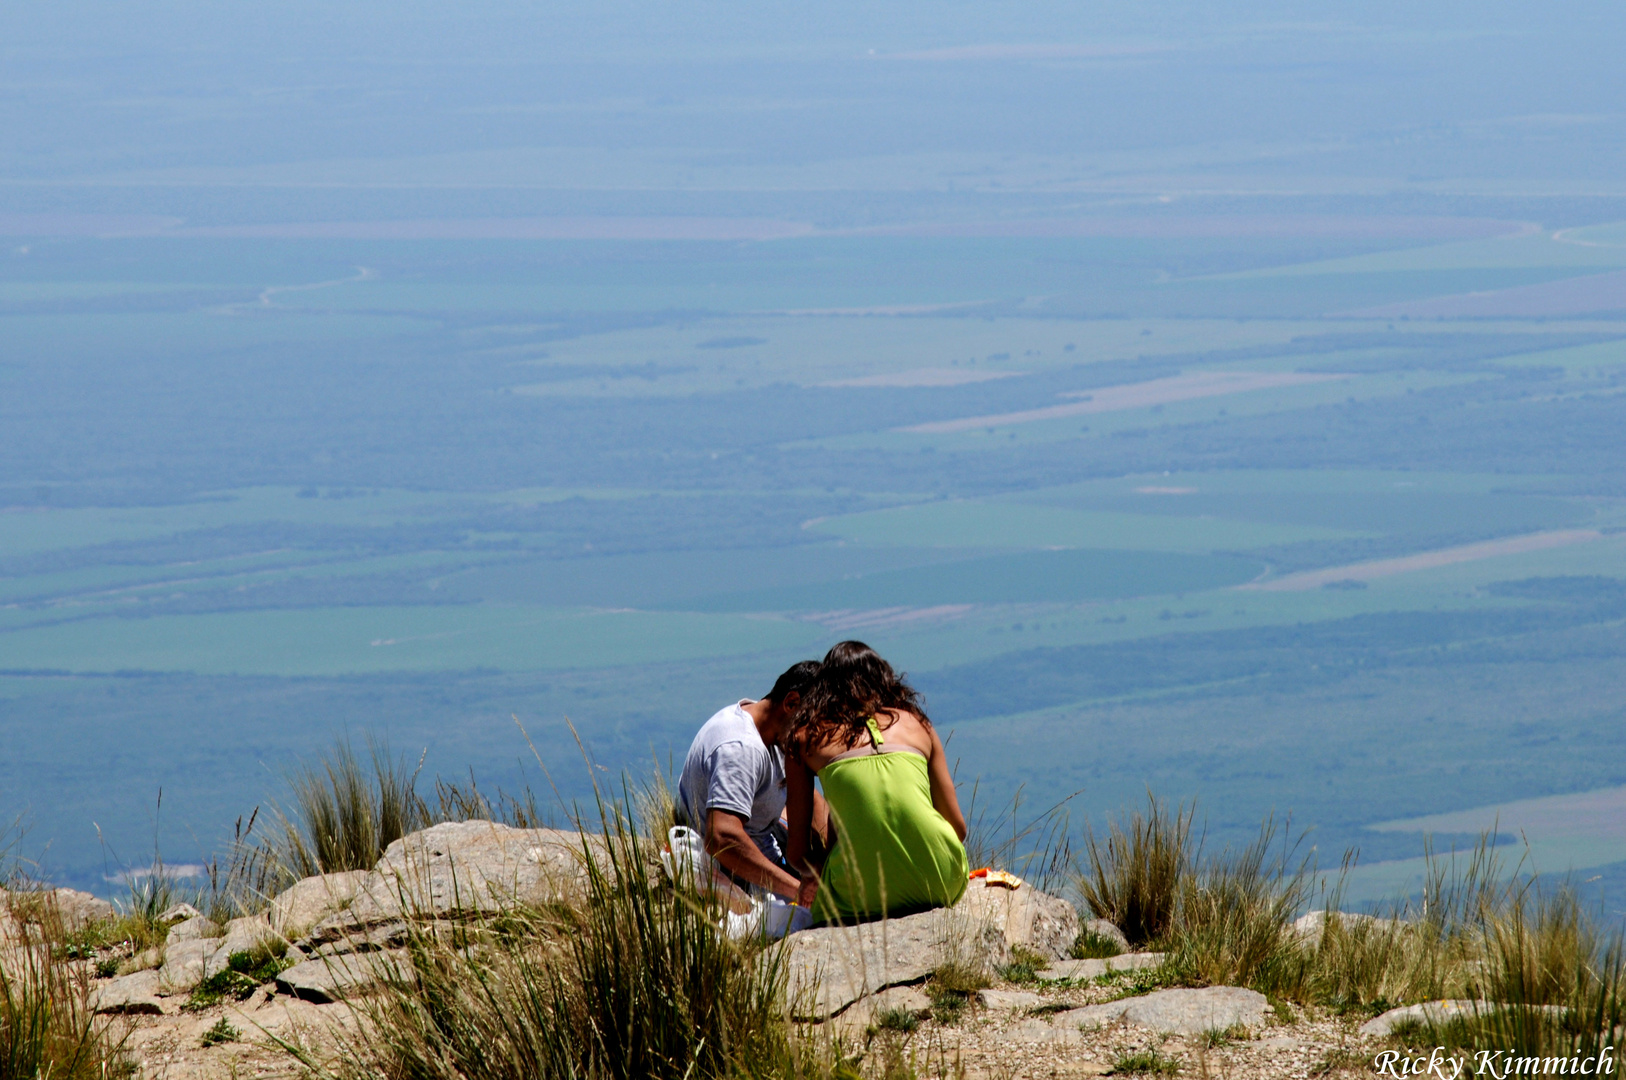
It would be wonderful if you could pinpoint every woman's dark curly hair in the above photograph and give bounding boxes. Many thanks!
[789,640,929,756]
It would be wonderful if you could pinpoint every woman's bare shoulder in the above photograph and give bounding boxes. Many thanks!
[875,708,934,753]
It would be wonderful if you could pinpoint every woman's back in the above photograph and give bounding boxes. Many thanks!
[809,710,967,923]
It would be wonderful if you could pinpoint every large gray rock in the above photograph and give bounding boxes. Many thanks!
[275,949,413,1004]
[784,883,1081,1021]
[956,878,1079,961]
[785,905,1008,1021]
[49,889,116,930]
[1055,986,1272,1036]
[0,888,115,933]
[1293,910,1406,947]
[89,970,167,1015]
[306,823,599,948]
[1355,1000,1566,1038]
[157,937,217,994]
[1038,951,1165,982]
[118,945,164,976]
[203,914,285,978]
[269,871,369,938]
[166,915,221,943]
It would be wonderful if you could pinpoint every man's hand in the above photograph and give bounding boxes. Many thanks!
[705,809,800,899]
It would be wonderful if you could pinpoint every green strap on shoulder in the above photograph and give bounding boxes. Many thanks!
[865,715,886,747]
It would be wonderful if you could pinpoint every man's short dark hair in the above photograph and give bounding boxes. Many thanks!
[765,660,820,704]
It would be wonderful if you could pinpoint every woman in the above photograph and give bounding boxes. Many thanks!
[785,641,968,924]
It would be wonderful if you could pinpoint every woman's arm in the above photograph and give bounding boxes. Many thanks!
[924,725,968,841]
[784,753,818,873]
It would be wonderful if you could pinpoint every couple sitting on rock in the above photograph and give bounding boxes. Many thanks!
[676,640,968,927]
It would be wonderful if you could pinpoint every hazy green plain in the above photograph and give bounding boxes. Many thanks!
[4,225,1626,911]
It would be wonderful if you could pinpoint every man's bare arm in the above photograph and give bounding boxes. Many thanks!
[706,809,800,899]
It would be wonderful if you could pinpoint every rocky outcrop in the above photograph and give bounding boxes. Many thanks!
[1356,999,1570,1037]
[269,870,368,938]
[785,906,999,1021]
[956,877,1079,960]
[978,988,1042,1009]
[0,887,116,934]
[1078,917,1130,951]
[305,822,601,951]
[785,881,1079,1022]
[89,970,167,1015]
[1054,986,1272,1035]
[157,902,203,925]
[203,914,287,978]
[158,937,218,994]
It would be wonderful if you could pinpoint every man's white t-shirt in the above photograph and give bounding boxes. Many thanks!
[677,701,787,864]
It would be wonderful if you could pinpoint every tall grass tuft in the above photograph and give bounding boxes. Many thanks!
[1,891,133,1080]
[304,785,805,1080]
[1165,815,1311,994]
[1078,793,1194,947]
[275,736,428,877]
[1405,875,1625,1068]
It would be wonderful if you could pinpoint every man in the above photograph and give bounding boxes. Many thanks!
[677,660,827,900]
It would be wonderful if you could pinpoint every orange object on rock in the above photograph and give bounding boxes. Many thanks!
[968,867,1022,889]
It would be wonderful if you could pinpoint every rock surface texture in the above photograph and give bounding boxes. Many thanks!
[306,822,599,951]
[784,880,1077,1021]
[0,887,116,933]
[90,970,167,1015]
[955,878,1079,960]
[1056,986,1273,1035]
[1038,952,1164,981]
[785,906,1004,1020]
[158,937,219,994]
[269,870,368,938]
[276,950,413,1004]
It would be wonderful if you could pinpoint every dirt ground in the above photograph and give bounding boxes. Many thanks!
[104,973,1384,1080]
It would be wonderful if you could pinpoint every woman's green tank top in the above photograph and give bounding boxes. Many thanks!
[813,717,968,924]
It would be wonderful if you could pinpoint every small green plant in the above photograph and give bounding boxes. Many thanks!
[1024,1002,1077,1017]
[997,944,1049,984]
[926,985,970,1026]
[94,958,120,979]
[1109,1047,1181,1075]
[200,1018,239,1047]
[1073,927,1125,959]
[1268,995,1294,1025]
[1102,963,1185,1000]
[185,943,292,1010]
[870,1006,921,1034]
[1201,1023,1250,1048]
